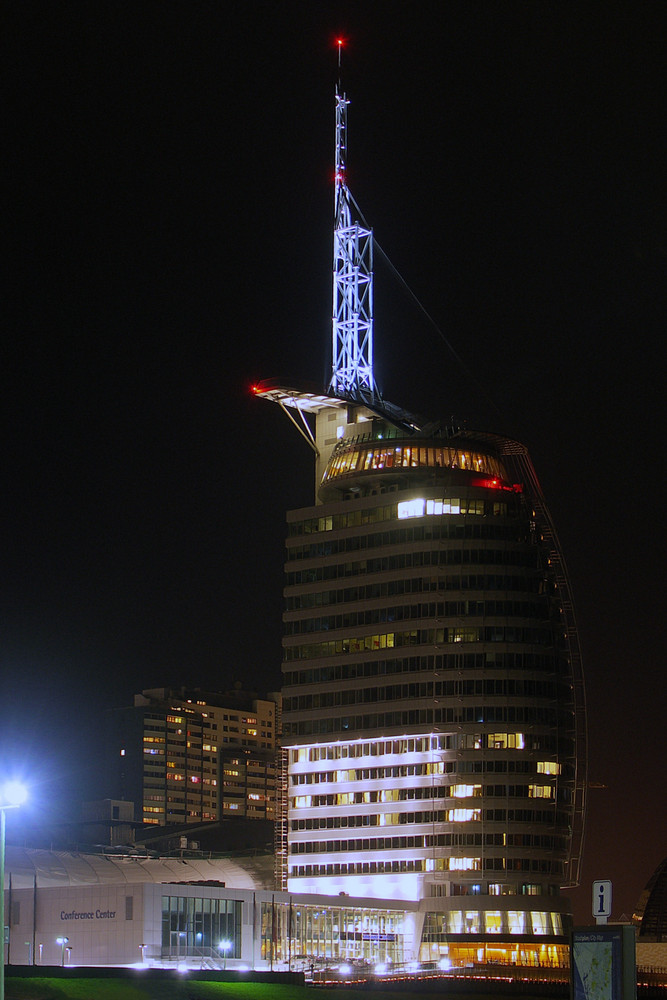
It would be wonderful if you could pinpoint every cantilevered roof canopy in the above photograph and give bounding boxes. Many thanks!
[4,847,274,891]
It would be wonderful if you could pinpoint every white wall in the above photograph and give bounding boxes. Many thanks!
[9,884,146,967]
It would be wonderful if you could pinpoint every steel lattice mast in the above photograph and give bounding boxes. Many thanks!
[329,89,378,402]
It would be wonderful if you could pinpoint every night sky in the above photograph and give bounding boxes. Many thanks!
[3,3,665,924]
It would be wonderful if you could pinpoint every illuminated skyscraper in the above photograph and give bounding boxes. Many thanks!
[255,86,586,968]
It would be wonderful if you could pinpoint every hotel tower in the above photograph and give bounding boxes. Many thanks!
[255,86,586,968]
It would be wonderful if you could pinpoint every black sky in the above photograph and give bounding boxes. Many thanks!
[2,2,665,924]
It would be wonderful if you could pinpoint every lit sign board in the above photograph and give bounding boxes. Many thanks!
[571,927,636,1000]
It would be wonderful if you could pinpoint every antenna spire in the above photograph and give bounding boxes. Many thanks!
[329,79,378,403]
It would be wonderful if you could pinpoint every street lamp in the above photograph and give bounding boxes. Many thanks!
[56,937,69,967]
[218,939,231,970]
[1,781,28,1000]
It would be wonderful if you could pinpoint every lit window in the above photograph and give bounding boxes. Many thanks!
[447,809,480,822]
[521,884,541,896]
[485,911,502,933]
[507,911,526,933]
[397,498,425,519]
[450,784,481,798]
[528,784,553,799]
[488,733,525,749]
[531,912,549,934]
[449,857,481,871]
[450,628,480,643]
[537,761,561,775]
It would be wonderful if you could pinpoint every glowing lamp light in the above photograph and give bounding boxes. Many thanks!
[339,963,352,976]
[56,936,69,967]
[218,938,232,969]
[374,962,388,975]
[1,782,28,997]
[0,781,28,809]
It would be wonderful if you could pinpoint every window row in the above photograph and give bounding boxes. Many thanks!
[286,547,542,586]
[286,523,531,562]
[288,496,517,537]
[290,830,566,851]
[286,573,547,612]
[284,598,552,635]
[289,503,395,535]
[284,678,562,712]
[290,806,568,830]
[291,857,563,878]
[291,784,557,808]
[397,498,506,519]
[285,704,569,738]
[283,652,559,686]
[287,733,572,762]
[439,882,547,896]
[322,443,509,482]
[422,909,563,938]
[284,625,558,661]
[290,759,561,784]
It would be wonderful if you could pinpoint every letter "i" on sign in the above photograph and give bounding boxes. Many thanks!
[592,880,612,923]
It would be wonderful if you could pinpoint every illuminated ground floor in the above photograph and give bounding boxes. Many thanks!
[5,881,571,971]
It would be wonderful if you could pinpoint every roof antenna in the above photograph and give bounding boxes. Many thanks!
[329,39,378,404]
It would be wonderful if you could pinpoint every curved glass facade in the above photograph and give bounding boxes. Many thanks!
[281,409,585,969]
[322,438,510,487]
